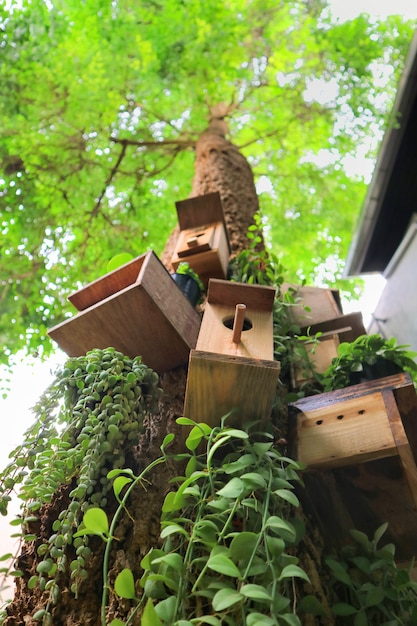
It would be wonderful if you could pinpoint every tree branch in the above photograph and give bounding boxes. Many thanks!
[109,136,195,149]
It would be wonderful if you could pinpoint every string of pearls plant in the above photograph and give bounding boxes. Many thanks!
[0,347,161,624]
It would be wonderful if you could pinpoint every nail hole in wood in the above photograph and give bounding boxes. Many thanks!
[336,414,344,420]
[358,409,365,415]
[316,419,323,425]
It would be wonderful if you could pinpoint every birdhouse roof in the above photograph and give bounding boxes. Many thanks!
[207,279,276,311]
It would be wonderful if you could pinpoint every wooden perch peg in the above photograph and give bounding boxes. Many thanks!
[232,304,247,344]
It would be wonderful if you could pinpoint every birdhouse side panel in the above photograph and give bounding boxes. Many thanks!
[293,392,397,469]
[183,350,280,428]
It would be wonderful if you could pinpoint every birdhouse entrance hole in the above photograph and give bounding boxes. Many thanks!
[222,316,253,331]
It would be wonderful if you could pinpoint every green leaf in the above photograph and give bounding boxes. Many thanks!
[297,595,327,616]
[373,522,388,545]
[154,596,176,622]
[325,558,352,586]
[185,425,205,451]
[216,477,245,498]
[106,253,134,272]
[109,620,125,626]
[273,489,300,507]
[279,615,302,626]
[142,598,163,626]
[190,617,222,625]
[212,587,243,611]
[240,583,272,601]
[160,523,189,539]
[331,602,358,616]
[207,554,242,578]
[354,610,368,626]
[114,568,137,600]
[264,516,296,541]
[246,614,276,626]
[161,433,175,452]
[230,532,259,561]
[152,553,183,571]
[364,584,385,607]
[241,472,267,490]
[77,508,109,538]
[278,564,310,583]
[113,476,133,501]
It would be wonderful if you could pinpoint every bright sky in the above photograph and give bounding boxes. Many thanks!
[1,0,417,600]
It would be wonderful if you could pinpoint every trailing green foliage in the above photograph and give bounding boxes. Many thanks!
[0,347,161,622]
[326,523,417,624]
[76,417,310,626]
[319,334,417,391]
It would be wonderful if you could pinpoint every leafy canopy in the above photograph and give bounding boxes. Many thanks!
[0,0,415,364]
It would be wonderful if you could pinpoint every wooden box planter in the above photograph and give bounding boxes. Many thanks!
[171,192,230,287]
[48,251,200,373]
[183,279,280,427]
[288,373,417,558]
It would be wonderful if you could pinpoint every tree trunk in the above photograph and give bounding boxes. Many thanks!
[2,114,265,625]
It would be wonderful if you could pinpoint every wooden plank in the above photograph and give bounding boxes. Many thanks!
[383,389,417,509]
[48,252,201,373]
[292,392,397,468]
[175,193,229,250]
[207,279,276,310]
[292,372,413,412]
[68,254,146,311]
[183,350,280,427]
[300,312,366,344]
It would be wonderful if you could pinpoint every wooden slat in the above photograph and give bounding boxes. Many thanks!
[292,372,413,411]
[300,312,366,344]
[207,279,276,310]
[183,350,280,427]
[383,389,417,509]
[68,255,146,311]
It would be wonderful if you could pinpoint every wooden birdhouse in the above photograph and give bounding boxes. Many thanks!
[48,251,200,373]
[183,279,280,427]
[171,192,230,286]
[288,373,417,559]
